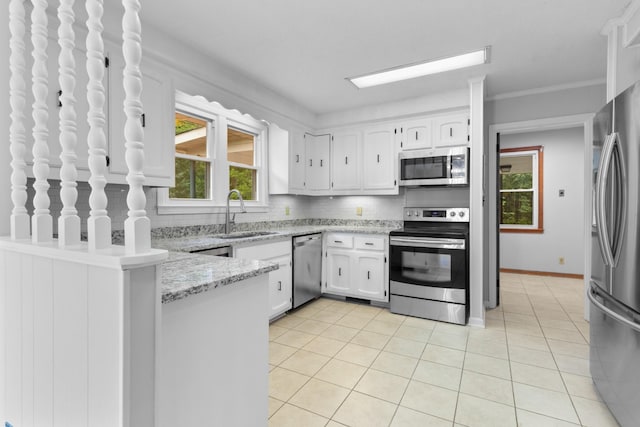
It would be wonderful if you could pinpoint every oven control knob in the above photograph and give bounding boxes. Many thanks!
[450,211,456,217]
[459,211,466,218]
[406,211,412,217]
[414,210,420,217]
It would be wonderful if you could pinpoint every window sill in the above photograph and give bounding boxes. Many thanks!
[500,228,544,234]
[157,203,269,215]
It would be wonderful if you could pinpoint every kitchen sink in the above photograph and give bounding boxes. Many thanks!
[216,231,278,239]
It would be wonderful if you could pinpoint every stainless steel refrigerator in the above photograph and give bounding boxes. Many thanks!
[590,81,640,427]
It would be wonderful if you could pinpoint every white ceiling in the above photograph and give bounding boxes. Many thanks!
[141,1,630,115]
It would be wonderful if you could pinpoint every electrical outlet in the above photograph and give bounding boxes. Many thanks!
[559,257,565,265]
[356,207,363,216]
[285,206,290,216]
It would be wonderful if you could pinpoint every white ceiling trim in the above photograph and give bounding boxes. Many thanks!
[486,78,606,102]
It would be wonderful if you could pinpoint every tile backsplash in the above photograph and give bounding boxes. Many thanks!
[33,181,407,234]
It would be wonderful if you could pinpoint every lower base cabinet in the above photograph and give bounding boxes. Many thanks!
[323,233,389,302]
[234,240,292,320]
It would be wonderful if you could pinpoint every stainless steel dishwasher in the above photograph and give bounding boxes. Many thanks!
[292,233,322,308]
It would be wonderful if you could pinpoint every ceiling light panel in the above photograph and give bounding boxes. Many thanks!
[348,48,489,89]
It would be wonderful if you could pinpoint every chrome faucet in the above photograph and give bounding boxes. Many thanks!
[225,189,246,234]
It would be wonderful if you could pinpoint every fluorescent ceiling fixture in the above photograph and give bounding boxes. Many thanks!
[348,48,489,89]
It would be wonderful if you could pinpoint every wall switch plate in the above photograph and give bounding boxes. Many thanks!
[285,206,290,216]
[559,257,565,265]
[559,189,565,197]
[356,207,363,216]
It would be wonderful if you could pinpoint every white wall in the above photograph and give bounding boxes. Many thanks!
[499,127,585,275]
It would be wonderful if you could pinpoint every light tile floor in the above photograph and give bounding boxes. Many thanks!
[268,273,620,427]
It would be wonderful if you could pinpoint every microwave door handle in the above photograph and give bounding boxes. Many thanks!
[596,133,616,270]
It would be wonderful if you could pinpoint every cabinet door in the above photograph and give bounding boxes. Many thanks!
[268,123,290,194]
[25,34,95,179]
[402,118,432,150]
[355,253,386,301]
[325,249,352,295]
[305,134,331,191]
[269,255,292,319]
[362,125,397,190]
[289,130,306,192]
[107,50,175,186]
[432,112,469,147]
[331,131,360,190]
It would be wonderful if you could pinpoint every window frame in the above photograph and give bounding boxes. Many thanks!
[157,92,269,214]
[499,145,544,233]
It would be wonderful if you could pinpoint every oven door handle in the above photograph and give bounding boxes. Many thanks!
[390,236,465,250]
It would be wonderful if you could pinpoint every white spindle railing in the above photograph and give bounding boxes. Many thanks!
[31,0,53,243]
[86,0,112,251]
[122,0,150,254]
[58,0,80,248]
[9,0,29,240]
[9,0,152,255]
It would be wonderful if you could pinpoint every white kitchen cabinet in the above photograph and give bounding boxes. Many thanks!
[234,239,292,320]
[268,123,290,194]
[289,130,306,193]
[325,250,352,294]
[305,133,331,191]
[323,233,388,302]
[355,253,386,300]
[107,48,175,187]
[362,125,398,192]
[331,130,360,191]
[402,118,432,150]
[432,112,470,147]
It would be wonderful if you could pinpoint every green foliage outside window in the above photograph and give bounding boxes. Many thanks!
[170,158,209,199]
[230,166,256,200]
[500,172,533,225]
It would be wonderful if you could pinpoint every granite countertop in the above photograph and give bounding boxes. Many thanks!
[157,223,400,304]
[161,251,278,304]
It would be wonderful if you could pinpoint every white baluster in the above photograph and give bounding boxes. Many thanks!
[86,0,111,251]
[58,0,80,248]
[122,0,150,254]
[9,0,30,240]
[31,0,52,243]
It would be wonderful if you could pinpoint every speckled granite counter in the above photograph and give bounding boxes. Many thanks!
[161,251,278,304]
[157,223,401,304]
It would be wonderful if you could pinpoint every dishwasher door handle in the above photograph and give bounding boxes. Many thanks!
[294,234,322,247]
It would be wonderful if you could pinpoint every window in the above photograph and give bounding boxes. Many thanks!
[158,92,268,214]
[228,127,257,201]
[171,113,211,199]
[499,146,543,232]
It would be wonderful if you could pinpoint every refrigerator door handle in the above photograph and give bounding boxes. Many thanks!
[595,133,618,268]
[589,281,640,333]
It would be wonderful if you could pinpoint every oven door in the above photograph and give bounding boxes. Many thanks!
[389,235,467,303]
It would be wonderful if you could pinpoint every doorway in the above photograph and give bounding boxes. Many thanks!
[487,115,593,320]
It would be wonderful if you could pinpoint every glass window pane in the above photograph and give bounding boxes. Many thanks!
[228,128,255,166]
[175,113,207,157]
[500,154,533,190]
[229,166,256,201]
[501,191,534,225]
[170,158,210,199]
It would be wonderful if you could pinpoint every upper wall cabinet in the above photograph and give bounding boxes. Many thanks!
[25,35,174,187]
[107,44,175,187]
[399,110,470,151]
[432,111,470,147]
[402,118,432,150]
[362,124,398,192]
[331,130,360,191]
[268,123,290,194]
[304,133,331,192]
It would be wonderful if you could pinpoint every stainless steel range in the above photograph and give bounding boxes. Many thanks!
[389,207,469,325]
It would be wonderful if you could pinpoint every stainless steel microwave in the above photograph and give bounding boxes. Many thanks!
[398,147,469,186]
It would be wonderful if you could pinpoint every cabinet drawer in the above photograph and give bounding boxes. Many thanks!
[354,235,385,251]
[326,234,354,249]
